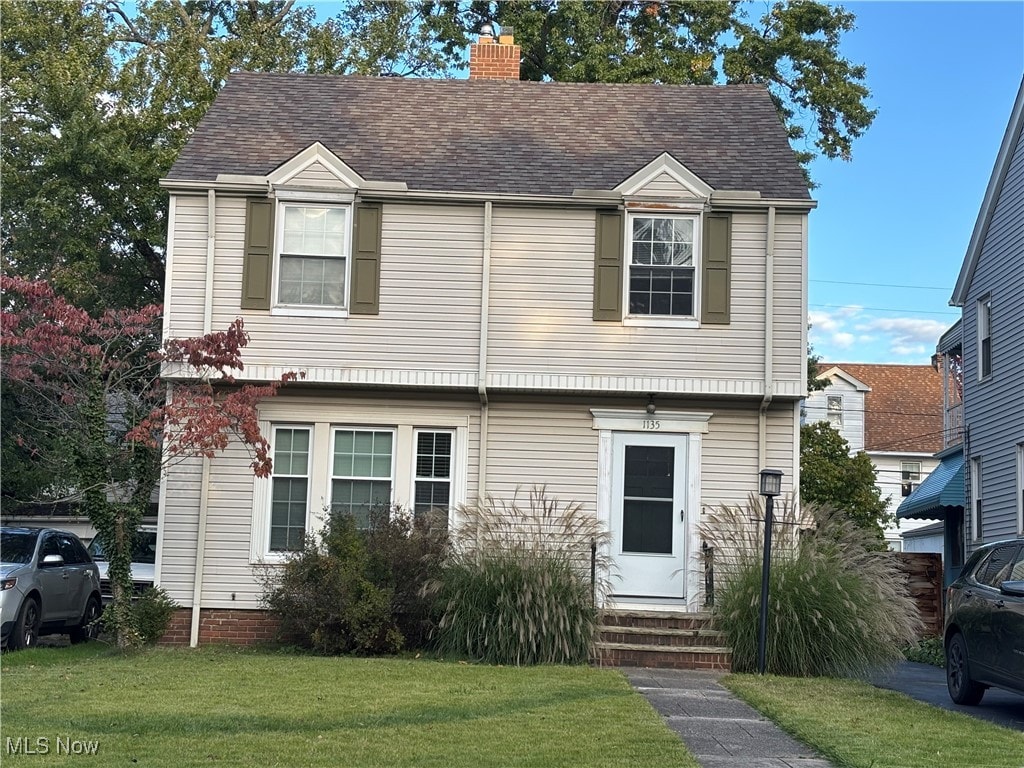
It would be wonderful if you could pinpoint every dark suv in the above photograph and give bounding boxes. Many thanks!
[944,537,1024,704]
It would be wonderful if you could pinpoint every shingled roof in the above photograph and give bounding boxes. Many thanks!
[167,73,811,200]
[822,364,944,454]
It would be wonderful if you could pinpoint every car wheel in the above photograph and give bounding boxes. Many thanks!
[69,595,102,644]
[946,632,985,705]
[9,597,41,651]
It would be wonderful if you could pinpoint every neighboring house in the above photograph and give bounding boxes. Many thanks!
[901,520,944,555]
[155,32,813,645]
[900,78,1024,586]
[806,364,944,550]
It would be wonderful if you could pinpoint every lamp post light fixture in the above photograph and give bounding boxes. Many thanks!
[757,468,783,674]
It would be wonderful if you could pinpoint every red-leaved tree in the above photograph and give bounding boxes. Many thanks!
[1,277,300,646]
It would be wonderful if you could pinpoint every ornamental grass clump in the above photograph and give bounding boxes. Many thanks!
[701,498,922,677]
[426,487,612,666]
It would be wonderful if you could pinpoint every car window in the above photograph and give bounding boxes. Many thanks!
[39,534,61,562]
[1008,547,1024,581]
[976,545,1018,588]
[57,535,86,565]
[0,530,40,564]
[87,531,156,564]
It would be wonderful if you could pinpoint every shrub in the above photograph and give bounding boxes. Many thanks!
[426,487,611,666]
[701,498,922,677]
[132,587,178,644]
[259,506,448,655]
[904,636,944,667]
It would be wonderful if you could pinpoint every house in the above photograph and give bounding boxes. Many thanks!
[899,78,1024,585]
[155,32,813,646]
[805,363,944,550]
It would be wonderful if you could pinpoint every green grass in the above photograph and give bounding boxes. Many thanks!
[724,674,1024,768]
[1,644,697,767]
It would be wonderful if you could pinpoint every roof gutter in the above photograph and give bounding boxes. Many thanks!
[160,177,817,212]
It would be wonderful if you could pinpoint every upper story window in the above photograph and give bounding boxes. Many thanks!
[628,215,697,317]
[977,295,992,378]
[277,204,350,308]
[901,461,921,497]
[826,395,843,427]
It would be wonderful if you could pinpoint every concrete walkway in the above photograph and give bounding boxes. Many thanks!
[624,668,835,768]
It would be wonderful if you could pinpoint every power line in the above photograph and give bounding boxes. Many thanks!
[811,279,949,291]
[809,303,958,317]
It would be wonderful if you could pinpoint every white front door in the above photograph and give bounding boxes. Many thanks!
[610,432,689,599]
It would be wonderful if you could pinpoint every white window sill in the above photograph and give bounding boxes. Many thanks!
[622,315,700,329]
[271,306,348,319]
[251,553,290,566]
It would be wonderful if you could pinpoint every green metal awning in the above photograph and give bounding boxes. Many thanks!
[897,449,964,520]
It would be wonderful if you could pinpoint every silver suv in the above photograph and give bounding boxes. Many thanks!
[0,527,103,649]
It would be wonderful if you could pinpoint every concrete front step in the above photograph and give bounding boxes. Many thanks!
[594,641,732,671]
[599,624,727,648]
[595,609,732,669]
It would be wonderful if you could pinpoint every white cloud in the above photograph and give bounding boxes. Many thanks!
[832,332,855,348]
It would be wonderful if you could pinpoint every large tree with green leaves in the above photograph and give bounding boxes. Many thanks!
[2,0,872,311]
[800,421,891,543]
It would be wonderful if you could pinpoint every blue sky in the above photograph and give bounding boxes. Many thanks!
[806,1,1023,364]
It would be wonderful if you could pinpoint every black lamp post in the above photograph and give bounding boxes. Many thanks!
[757,468,783,675]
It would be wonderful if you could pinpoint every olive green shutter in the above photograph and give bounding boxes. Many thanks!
[593,210,624,321]
[241,199,274,310]
[350,203,382,315]
[701,212,732,324]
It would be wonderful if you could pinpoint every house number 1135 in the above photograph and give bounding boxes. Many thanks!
[642,419,661,430]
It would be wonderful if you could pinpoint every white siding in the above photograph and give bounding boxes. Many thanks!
[772,214,806,384]
[166,195,208,339]
[634,172,698,198]
[486,208,805,388]
[804,378,866,452]
[160,394,481,609]
[158,455,203,604]
[286,161,346,187]
[963,124,1024,551]
[206,200,484,372]
[165,198,807,395]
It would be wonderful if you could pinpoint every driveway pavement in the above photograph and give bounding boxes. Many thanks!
[871,661,1024,731]
[625,668,834,768]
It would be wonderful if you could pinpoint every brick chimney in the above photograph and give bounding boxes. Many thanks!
[469,27,521,80]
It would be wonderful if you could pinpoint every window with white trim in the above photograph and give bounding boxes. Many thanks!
[826,395,843,427]
[900,461,921,498]
[628,214,697,317]
[330,429,394,528]
[269,427,311,552]
[414,430,453,517]
[277,204,349,307]
[978,295,992,378]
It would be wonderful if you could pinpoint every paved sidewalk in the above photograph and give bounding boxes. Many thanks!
[624,668,834,768]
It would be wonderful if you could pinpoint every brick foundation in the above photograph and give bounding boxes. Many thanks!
[159,608,280,646]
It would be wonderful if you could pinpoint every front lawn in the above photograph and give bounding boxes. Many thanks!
[1,645,697,767]
[724,674,1024,768]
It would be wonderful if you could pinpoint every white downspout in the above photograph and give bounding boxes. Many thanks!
[191,189,216,646]
[477,202,493,499]
[190,458,211,647]
[758,206,777,471]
